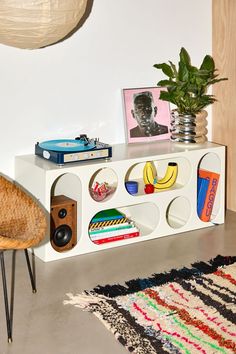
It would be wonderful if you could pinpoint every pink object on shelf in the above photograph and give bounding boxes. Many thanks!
[90,181,116,201]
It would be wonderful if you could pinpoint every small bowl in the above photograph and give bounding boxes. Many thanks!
[125,181,138,195]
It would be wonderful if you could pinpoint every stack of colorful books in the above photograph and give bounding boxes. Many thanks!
[89,209,140,244]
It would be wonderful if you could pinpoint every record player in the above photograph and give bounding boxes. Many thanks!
[35,134,112,165]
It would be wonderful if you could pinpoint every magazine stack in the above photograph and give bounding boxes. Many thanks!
[89,209,140,244]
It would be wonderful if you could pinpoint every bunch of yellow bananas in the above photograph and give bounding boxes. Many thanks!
[143,161,178,190]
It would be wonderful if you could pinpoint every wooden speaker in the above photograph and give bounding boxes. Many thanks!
[50,195,77,252]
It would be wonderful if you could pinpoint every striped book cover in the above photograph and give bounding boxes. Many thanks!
[89,223,134,235]
[90,227,140,240]
[89,217,128,230]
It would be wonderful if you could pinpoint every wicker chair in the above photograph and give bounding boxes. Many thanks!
[0,175,47,342]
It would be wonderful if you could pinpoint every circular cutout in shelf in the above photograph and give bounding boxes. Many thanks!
[198,152,221,174]
[197,152,221,222]
[89,168,117,202]
[124,157,191,196]
[88,203,160,245]
[166,196,191,229]
[50,172,81,249]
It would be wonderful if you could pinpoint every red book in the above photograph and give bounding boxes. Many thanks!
[198,169,220,222]
[93,231,140,245]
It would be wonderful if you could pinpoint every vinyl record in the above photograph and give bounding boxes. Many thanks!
[39,139,95,152]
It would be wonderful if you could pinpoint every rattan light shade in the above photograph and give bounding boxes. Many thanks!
[0,0,88,49]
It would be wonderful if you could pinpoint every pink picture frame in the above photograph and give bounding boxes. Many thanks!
[123,87,171,144]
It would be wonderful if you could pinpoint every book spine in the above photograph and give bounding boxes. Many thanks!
[92,215,124,222]
[91,209,125,223]
[93,231,140,245]
[198,169,220,222]
[89,217,128,229]
[197,177,210,217]
[89,223,134,235]
[90,227,139,240]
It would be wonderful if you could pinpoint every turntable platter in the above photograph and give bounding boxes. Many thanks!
[39,139,95,152]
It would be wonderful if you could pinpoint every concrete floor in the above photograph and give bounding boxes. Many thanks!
[0,210,236,354]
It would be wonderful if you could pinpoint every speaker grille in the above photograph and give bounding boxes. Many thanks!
[53,224,72,247]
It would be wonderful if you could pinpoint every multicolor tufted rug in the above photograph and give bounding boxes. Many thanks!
[64,256,236,354]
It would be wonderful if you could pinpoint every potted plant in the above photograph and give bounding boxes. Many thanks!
[153,47,227,143]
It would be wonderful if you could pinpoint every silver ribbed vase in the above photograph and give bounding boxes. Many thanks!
[170,109,208,144]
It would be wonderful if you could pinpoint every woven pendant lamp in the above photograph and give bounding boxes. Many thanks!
[0,0,88,49]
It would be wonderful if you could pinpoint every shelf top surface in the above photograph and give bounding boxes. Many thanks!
[15,140,225,172]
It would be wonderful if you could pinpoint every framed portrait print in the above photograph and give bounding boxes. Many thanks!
[123,87,171,144]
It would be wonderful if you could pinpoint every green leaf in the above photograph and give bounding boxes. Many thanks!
[168,61,178,77]
[179,47,191,66]
[208,77,228,85]
[153,63,174,78]
[178,61,189,81]
[157,80,176,87]
[200,55,215,72]
[159,91,175,104]
[196,69,211,79]
[188,65,198,74]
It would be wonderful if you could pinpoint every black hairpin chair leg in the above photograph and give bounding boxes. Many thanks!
[24,249,36,293]
[0,251,12,343]
[0,249,37,343]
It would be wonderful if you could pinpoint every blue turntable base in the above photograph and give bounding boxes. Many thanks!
[35,137,112,165]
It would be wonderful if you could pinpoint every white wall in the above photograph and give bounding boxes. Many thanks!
[0,0,212,177]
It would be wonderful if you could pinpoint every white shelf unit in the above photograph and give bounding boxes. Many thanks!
[15,140,225,262]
